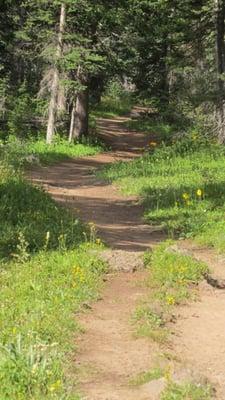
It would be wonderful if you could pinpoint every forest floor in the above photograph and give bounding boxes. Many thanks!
[29,109,225,399]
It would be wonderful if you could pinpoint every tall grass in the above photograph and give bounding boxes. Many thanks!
[0,148,107,398]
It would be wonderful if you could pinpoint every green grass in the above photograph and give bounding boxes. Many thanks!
[161,382,212,400]
[0,173,85,260]
[132,304,168,344]
[25,136,102,165]
[130,367,164,386]
[132,243,207,343]
[145,242,208,306]
[99,136,225,253]
[93,92,133,119]
[0,246,106,399]
[0,149,107,398]
[123,118,176,141]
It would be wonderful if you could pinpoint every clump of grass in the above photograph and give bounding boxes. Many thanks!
[132,305,168,344]
[132,243,207,343]
[161,382,212,400]
[130,367,164,386]
[146,242,208,307]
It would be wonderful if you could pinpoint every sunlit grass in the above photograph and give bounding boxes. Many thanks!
[0,151,107,399]
[99,139,225,252]
[161,382,212,400]
[0,246,106,399]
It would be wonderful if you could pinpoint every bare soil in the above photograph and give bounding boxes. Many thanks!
[171,241,225,399]
[29,112,225,399]
[75,272,162,400]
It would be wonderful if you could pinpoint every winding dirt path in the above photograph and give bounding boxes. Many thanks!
[29,112,166,399]
[29,112,225,399]
[29,113,164,252]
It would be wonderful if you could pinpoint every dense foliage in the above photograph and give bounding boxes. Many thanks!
[1,1,224,143]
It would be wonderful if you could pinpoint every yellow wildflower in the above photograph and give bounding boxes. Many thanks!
[49,380,61,392]
[182,192,189,201]
[149,141,157,147]
[166,296,175,306]
[196,189,203,197]
[96,238,101,245]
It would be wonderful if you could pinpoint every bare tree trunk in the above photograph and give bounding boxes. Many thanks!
[69,99,76,142]
[215,0,225,143]
[46,3,66,144]
[69,68,89,141]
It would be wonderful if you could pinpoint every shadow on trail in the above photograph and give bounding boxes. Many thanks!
[29,115,165,252]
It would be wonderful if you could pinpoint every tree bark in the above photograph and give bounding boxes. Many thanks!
[69,68,89,141]
[215,0,225,143]
[68,99,76,142]
[46,3,66,144]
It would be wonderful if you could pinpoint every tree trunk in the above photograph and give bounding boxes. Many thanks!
[69,68,89,141]
[57,78,66,114]
[68,99,76,142]
[46,3,66,144]
[215,0,225,143]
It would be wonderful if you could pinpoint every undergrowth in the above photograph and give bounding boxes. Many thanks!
[3,134,102,166]
[0,149,107,399]
[93,79,133,118]
[0,246,106,399]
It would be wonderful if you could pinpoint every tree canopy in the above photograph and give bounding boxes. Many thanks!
[0,0,224,142]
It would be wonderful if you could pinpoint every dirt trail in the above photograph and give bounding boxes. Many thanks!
[75,272,162,400]
[170,241,225,399]
[29,112,225,399]
[29,111,166,399]
[29,113,163,252]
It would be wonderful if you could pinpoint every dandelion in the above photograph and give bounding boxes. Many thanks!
[196,189,203,197]
[182,192,189,201]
